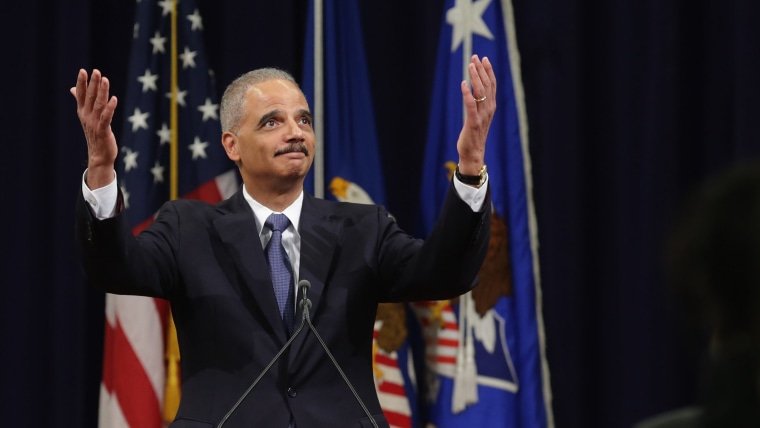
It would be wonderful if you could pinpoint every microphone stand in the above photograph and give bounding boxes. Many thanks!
[217,280,379,428]
[301,284,379,428]
[216,291,309,427]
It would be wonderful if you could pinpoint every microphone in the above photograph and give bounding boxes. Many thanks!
[298,279,312,313]
[216,281,312,428]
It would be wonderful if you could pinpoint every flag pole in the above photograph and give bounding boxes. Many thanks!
[164,0,182,422]
[313,0,324,198]
[169,1,179,200]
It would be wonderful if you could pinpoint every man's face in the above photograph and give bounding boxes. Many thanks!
[223,79,315,186]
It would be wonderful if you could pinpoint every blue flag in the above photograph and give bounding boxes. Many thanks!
[415,0,553,426]
[302,1,420,427]
[99,1,238,426]
[301,0,385,206]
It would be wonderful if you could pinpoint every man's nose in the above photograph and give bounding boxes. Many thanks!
[285,118,304,140]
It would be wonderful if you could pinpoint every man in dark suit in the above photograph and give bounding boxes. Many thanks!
[71,55,496,427]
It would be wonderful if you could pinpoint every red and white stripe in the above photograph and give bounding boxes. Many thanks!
[373,320,413,428]
[410,301,460,378]
[99,295,169,428]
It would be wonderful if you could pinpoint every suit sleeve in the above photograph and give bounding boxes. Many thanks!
[378,182,491,302]
[74,188,178,298]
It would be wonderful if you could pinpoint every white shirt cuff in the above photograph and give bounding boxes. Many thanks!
[81,170,118,220]
[453,173,489,212]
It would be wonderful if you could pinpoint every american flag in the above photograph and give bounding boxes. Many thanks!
[99,0,238,426]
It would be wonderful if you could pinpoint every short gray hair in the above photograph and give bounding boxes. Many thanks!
[220,67,299,133]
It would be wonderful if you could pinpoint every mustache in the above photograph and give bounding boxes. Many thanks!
[274,142,309,157]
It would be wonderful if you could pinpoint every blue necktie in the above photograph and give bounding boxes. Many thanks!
[264,213,294,331]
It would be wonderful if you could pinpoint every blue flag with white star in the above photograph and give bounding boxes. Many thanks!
[415,0,553,426]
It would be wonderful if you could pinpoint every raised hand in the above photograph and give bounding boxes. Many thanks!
[456,55,496,179]
[70,68,119,189]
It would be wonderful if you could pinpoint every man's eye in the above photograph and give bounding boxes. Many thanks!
[299,117,312,125]
[265,119,276,127]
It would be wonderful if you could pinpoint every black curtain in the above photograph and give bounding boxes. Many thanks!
[2,0,758,427]
[514,0,760,425]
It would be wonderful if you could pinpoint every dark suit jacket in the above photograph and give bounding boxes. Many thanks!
[75,183,490,427]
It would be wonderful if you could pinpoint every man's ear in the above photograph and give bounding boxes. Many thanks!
[221,131,239,162]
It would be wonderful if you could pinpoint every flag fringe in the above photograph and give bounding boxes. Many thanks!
[452,291,479,413]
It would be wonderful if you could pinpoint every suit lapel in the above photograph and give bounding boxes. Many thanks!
[214,190,289,341]
[291,194,339,355]
[296,194,340,319]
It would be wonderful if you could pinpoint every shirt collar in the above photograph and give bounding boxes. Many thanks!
[242,186,304,236]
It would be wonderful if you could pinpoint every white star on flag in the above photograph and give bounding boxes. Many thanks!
[187,9,203,31]
[156,123,171,145]
[180,46,198,69]
[158,0,173,16]
[197,98,219,121]
[446,0,494,52]
[150,31,167,54]
[118,185,130,209]
[121,146,139,172]
[128,107,150,132]
[151,161,165,183]
[166,88,188,107]
[137,69,159,92]
[188,136,209,159]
